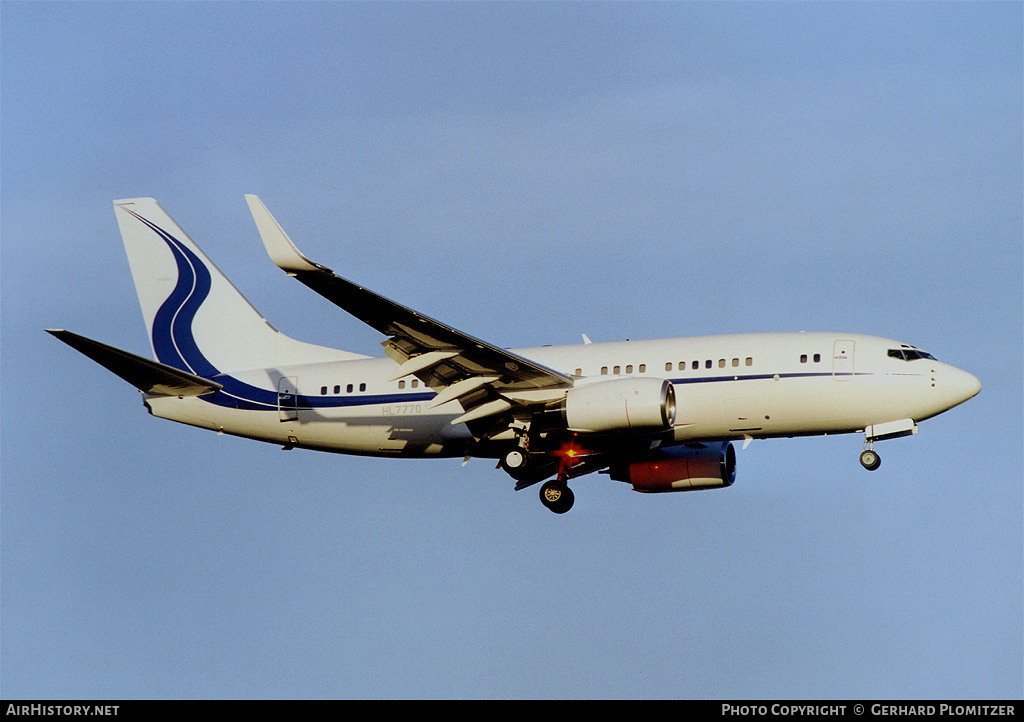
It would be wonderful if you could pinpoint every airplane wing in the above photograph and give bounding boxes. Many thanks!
[245,195,572,429]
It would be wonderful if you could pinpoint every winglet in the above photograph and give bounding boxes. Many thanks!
[244,194,328,274]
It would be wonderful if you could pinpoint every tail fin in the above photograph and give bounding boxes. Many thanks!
[114,198,364,374]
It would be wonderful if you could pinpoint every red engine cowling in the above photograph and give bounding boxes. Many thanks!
[563,378,676,433]
[611,442,736,493]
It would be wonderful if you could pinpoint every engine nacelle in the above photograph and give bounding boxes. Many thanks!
[563,378,676,433]
[611,442,736,493]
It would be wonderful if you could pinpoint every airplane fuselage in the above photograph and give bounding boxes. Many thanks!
[145,331,979,458]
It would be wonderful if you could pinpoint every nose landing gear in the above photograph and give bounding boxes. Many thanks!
[860,435,881,470]
[859,419,919,470]
[859,447,881,471]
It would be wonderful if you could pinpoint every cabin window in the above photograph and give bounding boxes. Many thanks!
[692,360,699,370]
[613,365,621,374]
[625,365,633,374]
[334,385,341,394]
[732,358,739,367]
[665,362,672,372]
[718,359,726,368]
[800,354,808,363]
[813,353,821,363]
[411,380,419,388]
[705,359,712,369]
[745,357,753,366]
[575,368,582,376]
[398,380,405,389]
[359,383,366,392]
[638,364,646,373]
[346,383,353,393]
[601,366,608,375]
[320,386,327,395]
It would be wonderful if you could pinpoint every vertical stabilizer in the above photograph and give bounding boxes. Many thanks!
[113,198,364,375]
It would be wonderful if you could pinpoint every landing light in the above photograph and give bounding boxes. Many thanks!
[554,440,586,459]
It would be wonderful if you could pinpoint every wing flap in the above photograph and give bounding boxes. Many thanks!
[450,399,513,426]
[388,349,460,381]
[427,375,501,408]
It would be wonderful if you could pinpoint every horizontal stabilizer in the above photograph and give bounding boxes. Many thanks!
[46,329,223,397]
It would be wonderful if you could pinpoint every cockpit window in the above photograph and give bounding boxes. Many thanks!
[888,348,936,361]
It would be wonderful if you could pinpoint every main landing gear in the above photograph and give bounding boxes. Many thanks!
[539,480,574,514]
[499,447,529,476]
[499,445,577,514]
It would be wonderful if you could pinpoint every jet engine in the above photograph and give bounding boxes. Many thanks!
[562,378,676,433]
[610,442,736,492]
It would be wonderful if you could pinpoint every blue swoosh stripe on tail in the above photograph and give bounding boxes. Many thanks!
[124,210,280,410]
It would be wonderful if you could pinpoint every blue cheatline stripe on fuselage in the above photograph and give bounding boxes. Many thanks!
[669,372,869,384]
[302,391,435,408]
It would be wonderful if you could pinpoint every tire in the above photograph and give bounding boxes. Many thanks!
[539,481,574,514]
[859,449,881,471]
[502,448,527,471]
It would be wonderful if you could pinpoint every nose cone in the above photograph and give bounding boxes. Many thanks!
[948,366,981,406]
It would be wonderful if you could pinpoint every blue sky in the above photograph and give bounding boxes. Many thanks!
[2,1,1021,699]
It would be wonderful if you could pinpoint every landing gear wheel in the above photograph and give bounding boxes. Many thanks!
[539,481,574,514]
[501,448,528,473]
[860,449,881,471]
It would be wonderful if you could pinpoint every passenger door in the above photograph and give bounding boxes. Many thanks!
[833,340,854,380]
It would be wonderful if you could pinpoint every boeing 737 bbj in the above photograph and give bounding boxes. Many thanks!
[49,197,981,513]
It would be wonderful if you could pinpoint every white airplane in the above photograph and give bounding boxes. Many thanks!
[49,197,981,513]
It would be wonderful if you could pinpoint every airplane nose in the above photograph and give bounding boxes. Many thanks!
[948,366,981,405]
